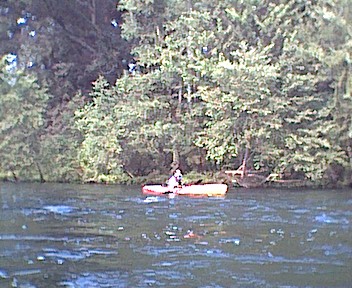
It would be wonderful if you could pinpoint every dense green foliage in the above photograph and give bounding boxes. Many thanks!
[0,55,49,180]
[0,0,351,186]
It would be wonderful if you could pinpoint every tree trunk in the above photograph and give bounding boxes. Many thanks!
[241,146,249,178]
[36,162,45,183]
[171,144,180,172]
[11,169,18,182]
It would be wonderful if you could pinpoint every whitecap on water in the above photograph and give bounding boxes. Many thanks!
[143,196,163,204]
[43,205,76,214]
[219,238,241,245]
[59,271,129,288]
[314,213,349,224]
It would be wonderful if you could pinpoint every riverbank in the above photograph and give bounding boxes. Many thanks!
[1,170,350,189]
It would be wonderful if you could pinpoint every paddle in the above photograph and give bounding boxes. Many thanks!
[162,180,202,195]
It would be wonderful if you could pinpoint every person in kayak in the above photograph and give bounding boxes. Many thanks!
[167,169,183,189]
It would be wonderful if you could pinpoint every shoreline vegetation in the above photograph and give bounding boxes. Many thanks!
[1,170,350,189]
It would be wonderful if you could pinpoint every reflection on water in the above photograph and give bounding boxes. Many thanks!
[0,183,351,287]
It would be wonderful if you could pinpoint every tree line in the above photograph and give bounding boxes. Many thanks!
[0,0,351,186]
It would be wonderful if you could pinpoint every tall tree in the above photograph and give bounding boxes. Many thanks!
[75,76,131,183]
[281,0,352,182]
[0,55,50,180]
[118,0,210,172]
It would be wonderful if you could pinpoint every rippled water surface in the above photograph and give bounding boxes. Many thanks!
[0,183,351,287]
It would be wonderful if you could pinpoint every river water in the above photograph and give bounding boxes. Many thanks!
[0,183,351,287]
